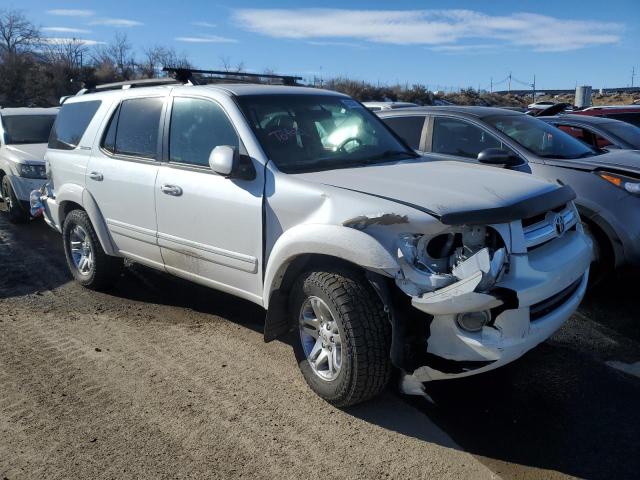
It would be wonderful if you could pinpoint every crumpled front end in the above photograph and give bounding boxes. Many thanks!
[384,202,592,391]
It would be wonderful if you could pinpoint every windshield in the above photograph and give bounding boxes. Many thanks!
[2,115,57,144]
[485,114,596,159]
[607,122,640,148]
[237,94,417,173]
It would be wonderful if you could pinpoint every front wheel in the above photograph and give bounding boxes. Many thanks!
[290,269,392,407]
[62,209,123,290]
[1,176,29,223]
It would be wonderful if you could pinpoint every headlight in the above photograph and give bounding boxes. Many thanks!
[18,164,47,179]
[597,171,640,195]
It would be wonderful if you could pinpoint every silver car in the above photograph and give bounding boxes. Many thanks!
[378,106,640,280]
[0,107,58,222]
[42,81,591,406]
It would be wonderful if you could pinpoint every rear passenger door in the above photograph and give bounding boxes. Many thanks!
[86,95,166,268]
[154,95,264,301]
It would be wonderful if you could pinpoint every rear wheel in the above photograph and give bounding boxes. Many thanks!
[290,269,392,407]
[62,209,123,290]
[1,176,29,223]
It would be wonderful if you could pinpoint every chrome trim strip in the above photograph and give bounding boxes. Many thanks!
[524,208,577,249]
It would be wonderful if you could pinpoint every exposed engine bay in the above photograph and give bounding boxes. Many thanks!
[395,225,508,297]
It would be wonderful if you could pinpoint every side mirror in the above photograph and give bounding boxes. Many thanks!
[209,145,237,177]
[477,148,523,168]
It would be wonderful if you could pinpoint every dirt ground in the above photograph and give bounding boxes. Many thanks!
[1,216,639,480]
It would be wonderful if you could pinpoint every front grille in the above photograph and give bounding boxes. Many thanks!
[523,205,578,250]
[529,276,583,321]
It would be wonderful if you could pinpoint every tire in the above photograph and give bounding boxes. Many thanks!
[581,220,613,288]
[62,209,123,290]
[290,269,392,407]
[1,176,29,223]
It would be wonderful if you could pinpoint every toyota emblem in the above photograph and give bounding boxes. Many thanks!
[554,214,566,236]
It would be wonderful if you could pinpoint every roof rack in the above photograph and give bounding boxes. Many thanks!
[162,67,303,86]
[73,77,180,98]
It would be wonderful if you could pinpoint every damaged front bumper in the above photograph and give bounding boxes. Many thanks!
[402,229,591,385]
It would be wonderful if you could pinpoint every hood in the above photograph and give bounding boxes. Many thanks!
[293,159,572,225]
[3,143,48,163]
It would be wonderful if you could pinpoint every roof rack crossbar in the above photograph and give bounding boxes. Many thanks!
[75,77,180,97]
[163,67,303,86]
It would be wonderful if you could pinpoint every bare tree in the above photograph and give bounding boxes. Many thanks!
[140,45,191,78]
[43,38,88,70]
[0,9,40,55]
[220,55,244,73]
[93,32,135,80]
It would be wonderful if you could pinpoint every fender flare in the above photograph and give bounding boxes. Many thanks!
[262,224,400,342]
[55,184,118,256]
[263,224,400,308]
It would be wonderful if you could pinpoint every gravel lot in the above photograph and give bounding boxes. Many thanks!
[1,216,639,480]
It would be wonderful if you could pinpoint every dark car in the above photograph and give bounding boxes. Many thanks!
[571,106,640,128]
[378,106,640,278]
[541,114,640,150]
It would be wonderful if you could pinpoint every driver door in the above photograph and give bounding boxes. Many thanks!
[154,95,264,302]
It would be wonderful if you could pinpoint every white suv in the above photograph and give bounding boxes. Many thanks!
[0,107,58,222]
[42,80,592,406]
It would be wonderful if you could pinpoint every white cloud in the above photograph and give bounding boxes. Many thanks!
[47,9,95,17]
[90,18,143,27]
[43,37,105,46]
[175,35,237,43]
[43,27,92,34]
[233,8,622,52]
[192,21,217,28]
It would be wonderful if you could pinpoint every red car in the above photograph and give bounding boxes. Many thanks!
[572,105,640,127]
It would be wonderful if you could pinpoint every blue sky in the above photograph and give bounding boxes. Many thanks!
[9,0,640,90]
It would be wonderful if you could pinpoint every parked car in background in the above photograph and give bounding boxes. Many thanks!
[42,77,590,406]
[541,114,640,150]
[362,101,418,111]
[572,105,640,127]
[378,106,640,279]
[0,107,58,222]
[527,101,555,111]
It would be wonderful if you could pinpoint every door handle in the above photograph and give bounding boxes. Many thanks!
[160,184,183,196]
[89,171,103,181]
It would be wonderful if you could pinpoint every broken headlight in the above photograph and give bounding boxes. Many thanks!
[396,226,507,296]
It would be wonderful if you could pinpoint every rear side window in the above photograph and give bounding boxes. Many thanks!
[48,101,101,150]
[169,97,239,167]
[382,116,425,150]
[432,117,501,158]
[101,97,163,159]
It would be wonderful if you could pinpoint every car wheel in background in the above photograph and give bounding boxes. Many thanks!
[62,209,123,290]
[582,220,613,287]
[1,176,29,223]
[290,269,392,407]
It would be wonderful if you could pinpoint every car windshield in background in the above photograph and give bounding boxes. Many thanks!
[2,115,56,144]
[607,122,640,148]
[486,114,596,159]
[237,94,417,173]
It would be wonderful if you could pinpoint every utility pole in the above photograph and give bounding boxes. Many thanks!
[490,77,493,93]
[531,75,536,103]
[508,72,512,93]
[632,67,636,88]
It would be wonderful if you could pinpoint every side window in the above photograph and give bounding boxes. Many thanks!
[110,98,164,158]
[557,125,593,146]
[169,97,239,167]
[49,100,101,150]
[432,117,502,159]
[381,116,425,150]
[594,134,613,148]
